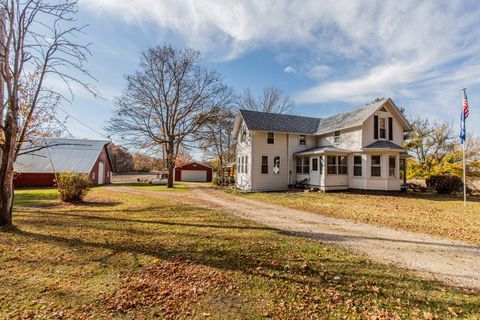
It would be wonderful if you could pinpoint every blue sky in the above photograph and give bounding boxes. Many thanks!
[58,1,480,148]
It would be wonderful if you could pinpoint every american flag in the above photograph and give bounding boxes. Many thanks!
[460,89,469,144]
[463,90,470,118]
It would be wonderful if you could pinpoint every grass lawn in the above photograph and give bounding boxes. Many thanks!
[112,182,190,192]
[232,190,480,244]
[0,187,479,319]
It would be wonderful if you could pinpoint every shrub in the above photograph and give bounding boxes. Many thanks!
[425,175,463,194]
[56,172,92,202]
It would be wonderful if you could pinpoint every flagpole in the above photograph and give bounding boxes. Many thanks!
[461,88,467,206]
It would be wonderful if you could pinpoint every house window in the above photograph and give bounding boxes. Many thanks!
[379,118,386,139]
[237,157,240,173]
[371,155,381,177]
[327,156,337,174]
[296,157,310,174]
[245,156,248,174]
[261,156,268,174]
[338,156,348,174]
[241,129,247,142]
[299,135,306,145]
[312,158,318,171]
[267,132,274,144]
[334,130,341,144]
[353,155,362,176]
[273,156,280,174]
[389,156,396,177]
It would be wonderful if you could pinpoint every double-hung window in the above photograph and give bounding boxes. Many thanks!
[267,132,274,144]
[299,135,306,145]
[327,156,337,174]
[261,156,268,174]
[371,155,381,177]
[353,156,362,176]
[245,156,248,174]
[296,157,310,173]
[334,131,341,144]
[379,118,386,139]
[389,156,396,177]
[338,156,348,174]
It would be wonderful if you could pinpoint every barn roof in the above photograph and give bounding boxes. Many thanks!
[14,138,110,174]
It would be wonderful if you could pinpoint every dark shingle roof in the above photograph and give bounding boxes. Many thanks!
[239,109,321,134]
[239,99,389,135]
[364,140,404,150]
[316,100,386,134]
[294,146,351,156]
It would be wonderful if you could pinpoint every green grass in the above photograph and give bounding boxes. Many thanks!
[112,182,190,192]
[0,187,478,319]
[233,190,480,244]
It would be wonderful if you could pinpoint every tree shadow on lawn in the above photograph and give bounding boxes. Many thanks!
[4,222,480,315]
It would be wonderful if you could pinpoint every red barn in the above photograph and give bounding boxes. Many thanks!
[175,162,212,182]
[14,138,113,187]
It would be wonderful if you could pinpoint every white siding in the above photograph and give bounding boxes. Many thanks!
[288,134,316,184]
[250,131,289,191]
[362,103,404,148]
[235,120,252,190]
[317,127,362,151]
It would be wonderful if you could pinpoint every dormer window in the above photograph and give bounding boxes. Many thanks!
[299,135,306,145]
[379,118,386,139]
[334,130,341,144]
[267,132,274,144]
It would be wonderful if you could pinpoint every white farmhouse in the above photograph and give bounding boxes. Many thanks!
[232,98,412,192]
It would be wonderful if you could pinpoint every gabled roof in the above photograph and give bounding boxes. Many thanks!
[363,140,404,150]
[232,98,412,137]
[238,109,321,134]
[315,99,387,135]
[14,138,111,174]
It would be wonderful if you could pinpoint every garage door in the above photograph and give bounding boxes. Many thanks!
[181,170,207,182]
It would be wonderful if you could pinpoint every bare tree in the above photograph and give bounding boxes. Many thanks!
[198,106,236,185]
[240,86,294,114]
[0,0,95,227]
[108,45,233,188]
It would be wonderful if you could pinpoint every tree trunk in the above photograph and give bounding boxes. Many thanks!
[166,142,175,188]
[0,139,15,227]
[167,164,174,188]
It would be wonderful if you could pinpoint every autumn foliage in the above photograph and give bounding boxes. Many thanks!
[56,172,92,202]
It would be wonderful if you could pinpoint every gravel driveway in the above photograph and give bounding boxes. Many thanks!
[108,185,480,291]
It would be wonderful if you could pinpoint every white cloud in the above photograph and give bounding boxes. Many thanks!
[81,0,480,126]
[283,65,296,73]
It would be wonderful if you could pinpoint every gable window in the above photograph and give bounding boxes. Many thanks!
[334,130,341,144]
[296,157,310,174]
[273,156,280,174]
[261,156,268,174]
[389,156,396,177]
[327,156,337,174]
[267,132,274,144]
[312,158,318,171]
[241,129,247,142]
[353,155,362,176]
[371,155,381,177]
[379,118,386,139]
[299,135,306,145]
[338,156,348,174]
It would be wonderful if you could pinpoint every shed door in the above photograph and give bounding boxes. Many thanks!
[98,161,105,185]
[181,170,207,182]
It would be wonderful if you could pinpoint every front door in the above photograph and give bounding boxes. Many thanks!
[310,157,320,186]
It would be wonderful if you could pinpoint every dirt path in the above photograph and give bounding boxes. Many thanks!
[106,185,480,291]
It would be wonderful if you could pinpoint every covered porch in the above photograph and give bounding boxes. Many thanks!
[293,146,351,191]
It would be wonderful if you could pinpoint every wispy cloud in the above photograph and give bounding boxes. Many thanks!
[81,0,480,126]
[283,65,296,73]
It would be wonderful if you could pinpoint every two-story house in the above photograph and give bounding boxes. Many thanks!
[231,98,412,192]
